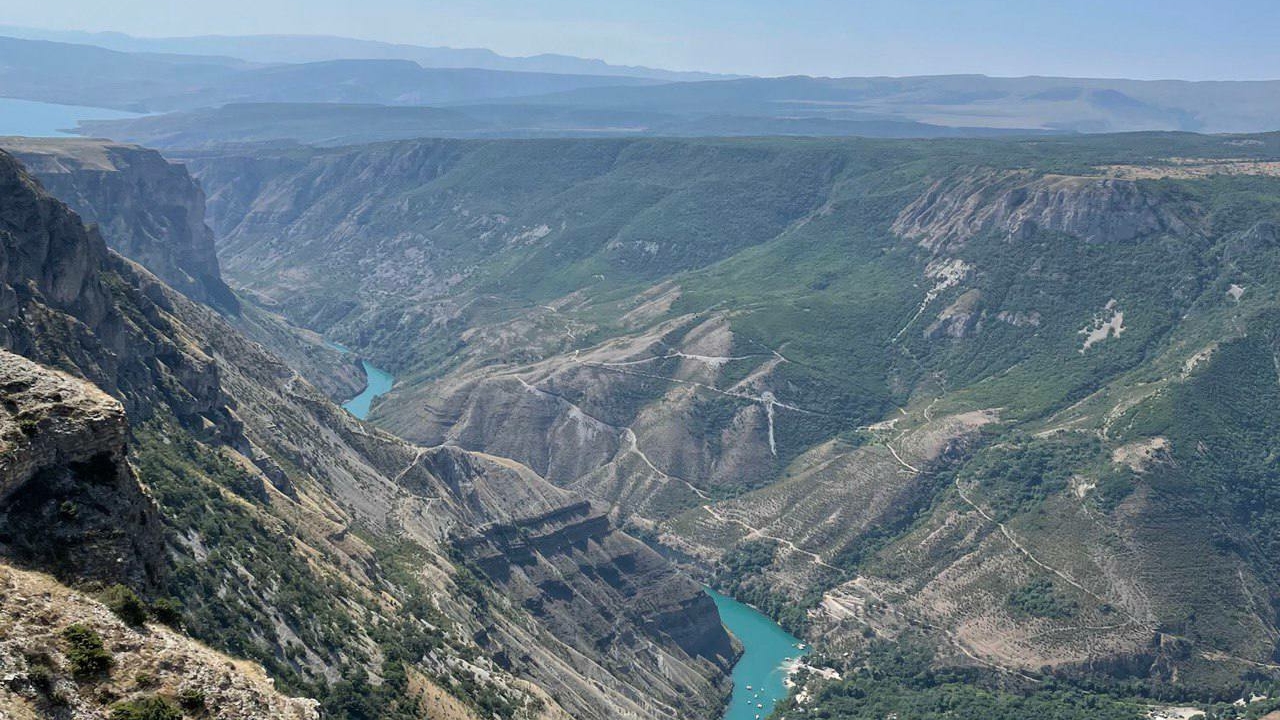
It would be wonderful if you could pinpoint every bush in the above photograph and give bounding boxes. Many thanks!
[24,651,57,696]
[109,696,182,720]
[101,584,149,626]
[61,624,113,678]
[149,597,183,628]
[177,688,206,711]
[1008,577,1078,620]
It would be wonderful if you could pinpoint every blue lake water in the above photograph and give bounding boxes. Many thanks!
[0,98,141,137]
[707,587,808,720]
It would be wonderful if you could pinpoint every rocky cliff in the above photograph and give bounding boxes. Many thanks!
[0,561,319,719]
[0,352,314,718]
[890,168,1201,251]
[454,498,733,717]
[0,349,164,590]
[3,137,239,314]
[3,137,364,408]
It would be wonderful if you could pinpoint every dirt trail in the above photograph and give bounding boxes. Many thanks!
[392,447,429,484]
[594,350,761,370]
[700,504,840,571]
[885,442,922,474]
[623,428,711,500]
[952,481,1128,614]
[574,351,823,462]
[860,398,1280,680]
[514,374,712,501]
[583,362,817,414]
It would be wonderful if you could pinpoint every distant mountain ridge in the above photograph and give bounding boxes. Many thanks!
[78,101,1057,147]
[511,73,1280,133]
[4,31,1279,140]
[0,25,737,81]
[0,35,664,113]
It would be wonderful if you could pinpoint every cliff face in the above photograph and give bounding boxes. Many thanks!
[0,148,733,719]
[1,138,368,401]
[457,499,733,663]
[3,137,239,314]
[0,150,240,438]
[0,337,309,720]
[0,349,164,590]
[890,168,1200,252]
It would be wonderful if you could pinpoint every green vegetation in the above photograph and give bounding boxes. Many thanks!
[1122,318,1280,571]
[799,677,1146,720]
[149,597,183,628]
[958,434,1132,519]
[130,418,529,720]
[133,422,360,687]
[1007,577,1079,620]
[713,539,835,634]
[108,697,182,720]
[61,624,112,678]
[100,584,149,626]
[780,640,1146,720]
[177,689,206,711]
[22,648,58,697]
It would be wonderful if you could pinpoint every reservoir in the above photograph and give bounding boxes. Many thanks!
[0,98,141,137]
[706,587,808,720]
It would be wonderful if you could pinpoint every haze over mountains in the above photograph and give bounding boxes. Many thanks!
[3,27,1280,145]
[0,25,737,81]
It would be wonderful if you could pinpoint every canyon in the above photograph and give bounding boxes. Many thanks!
[0,142,734,719]
[4,127,1280,719]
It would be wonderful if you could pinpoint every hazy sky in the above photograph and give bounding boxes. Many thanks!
[4,0,1278,79]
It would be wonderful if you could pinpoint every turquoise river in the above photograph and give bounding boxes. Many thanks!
[707,587,807,720]
[343,361,394,420]
[328,341,394,420]
[337,350,806,719]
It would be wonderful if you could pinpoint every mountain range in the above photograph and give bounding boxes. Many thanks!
[4,30,1280,142]
[0,25,735,81]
